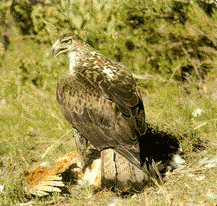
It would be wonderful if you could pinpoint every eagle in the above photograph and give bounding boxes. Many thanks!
[52,33,152,175]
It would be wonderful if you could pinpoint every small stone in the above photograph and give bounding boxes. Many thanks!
[0,185,4,193]
[40,161,50,167]
[207,192,217,199]
[192,108,203,117]
[187,173,195,177]
[195,175,205,181]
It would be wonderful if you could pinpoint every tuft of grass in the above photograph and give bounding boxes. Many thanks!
[140,79,217,154]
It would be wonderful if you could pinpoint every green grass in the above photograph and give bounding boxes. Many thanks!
[0,35,216,205]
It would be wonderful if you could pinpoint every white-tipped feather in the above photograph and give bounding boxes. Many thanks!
[36,185,62,193]
[43,180,65,187]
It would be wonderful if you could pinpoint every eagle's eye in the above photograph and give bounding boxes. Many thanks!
[67,39,72,44]
[62,39,72,44]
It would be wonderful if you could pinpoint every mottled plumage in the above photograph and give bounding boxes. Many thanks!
[52,33,147,172]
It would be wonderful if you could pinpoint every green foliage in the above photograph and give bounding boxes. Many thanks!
[10,0,37,35]
[0,0,11,61]
[1,170,27,205]
[5,0,217,80]
[0,0,11,33]
[29,0,217,80]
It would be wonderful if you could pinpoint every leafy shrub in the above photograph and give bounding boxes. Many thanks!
[10,0,38,35]
[9,0,217,80]
[0,0,11,61]
[30,0,217,81]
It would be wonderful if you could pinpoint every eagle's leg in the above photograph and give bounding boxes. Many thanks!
[74,129,88,170]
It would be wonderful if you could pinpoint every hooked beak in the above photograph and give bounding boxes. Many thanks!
[52,40,69,57]
[52,39,60,56]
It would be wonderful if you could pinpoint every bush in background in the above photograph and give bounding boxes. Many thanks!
[5,0,217,81]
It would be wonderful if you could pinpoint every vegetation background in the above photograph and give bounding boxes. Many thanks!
[0,0,217,205]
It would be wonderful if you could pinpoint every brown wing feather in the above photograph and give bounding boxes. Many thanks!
[56,62,146,169]
[77,60,146,136]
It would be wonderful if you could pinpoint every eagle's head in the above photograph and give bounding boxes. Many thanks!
[52,33,84,57]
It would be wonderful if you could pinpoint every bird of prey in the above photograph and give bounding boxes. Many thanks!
[52,33,149,174]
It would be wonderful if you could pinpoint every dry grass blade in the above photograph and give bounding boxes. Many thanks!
[182,46,203,81]
[193,122,208,130]
[151,159,163,184]
[41,128,73,159]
